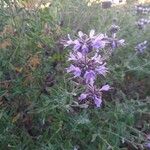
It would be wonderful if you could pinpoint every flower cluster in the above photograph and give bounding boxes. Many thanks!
[67,52,108,85]
[136,18,150,29]
[63,30,106,53]
[109,24,120,36]
[135,5,150,14]
[135,41,148,53]
[107,24,125,50]
[135,4,149,54]
[79,84,110,107]
[63,30,111,107]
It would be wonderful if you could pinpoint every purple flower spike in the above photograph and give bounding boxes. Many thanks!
[63,34,74,47]
[77,84,110,107]
[135,41,148,53]
[62,29,112,108]
[63,30,109,54]
[84,70,96,85]
[67,64,81,78]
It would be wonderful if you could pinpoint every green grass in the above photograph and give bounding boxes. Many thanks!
[0,0,150,149]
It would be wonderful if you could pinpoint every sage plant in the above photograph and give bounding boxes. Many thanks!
[135,41,148,53]
[136,18,150,29]
[135,4,149,54]
[107,23,125,50]
[135,5,150,14]
[62,30,111,107]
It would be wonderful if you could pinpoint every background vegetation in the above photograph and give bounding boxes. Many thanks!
[0,0,150,149]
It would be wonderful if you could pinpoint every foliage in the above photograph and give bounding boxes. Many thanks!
[0,0,150,149]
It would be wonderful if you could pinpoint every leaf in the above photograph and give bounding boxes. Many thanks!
[27,53,41,70]
[3,25,14,35]
[37,42,43,48]
[91,134,98,142]
[3,0,10,5]
[76,114,90,125]
[0,39,12,49]
[14,67,23,73]
[12,113,21,123]
[0,80,12,89]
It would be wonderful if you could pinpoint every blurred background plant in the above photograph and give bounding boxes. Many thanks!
[0,0,150,149]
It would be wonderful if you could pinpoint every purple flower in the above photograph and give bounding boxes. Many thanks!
[68,52,83,61]
[78,83,110,107]
[135,5,150,14]
[100,84,110,91]
[84,70,96,85]
[94,95,102,107]
[68,52,77,61]
[96,63,108,76]
[145,142,150,149]
[111,41,117,49]
[78,85,104,107]
[79,93,88,100]
[67,64,81,77]
[91,34,105,49]
[110,39,125,49]
[73,40,81,51]
[91,53,103,64]
[104,23,125,50]
[135,41,148,53]
[109,24,120,35]
[62,29,111,108]
[63,30,107,54]
[118,39,125,47]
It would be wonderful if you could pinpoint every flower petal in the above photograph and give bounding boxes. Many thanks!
[92,35,105,49]
[84,70,96,85]
[78,31,84,38]
[96,63,108,76]
[89,29,95,38]
[67,65,81,77]
[73,40,81,51]
[100,84,110,91]
[94,95,102,107]
[68,52,77,61]
[79,93,88,100]
[92,53,103,64]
